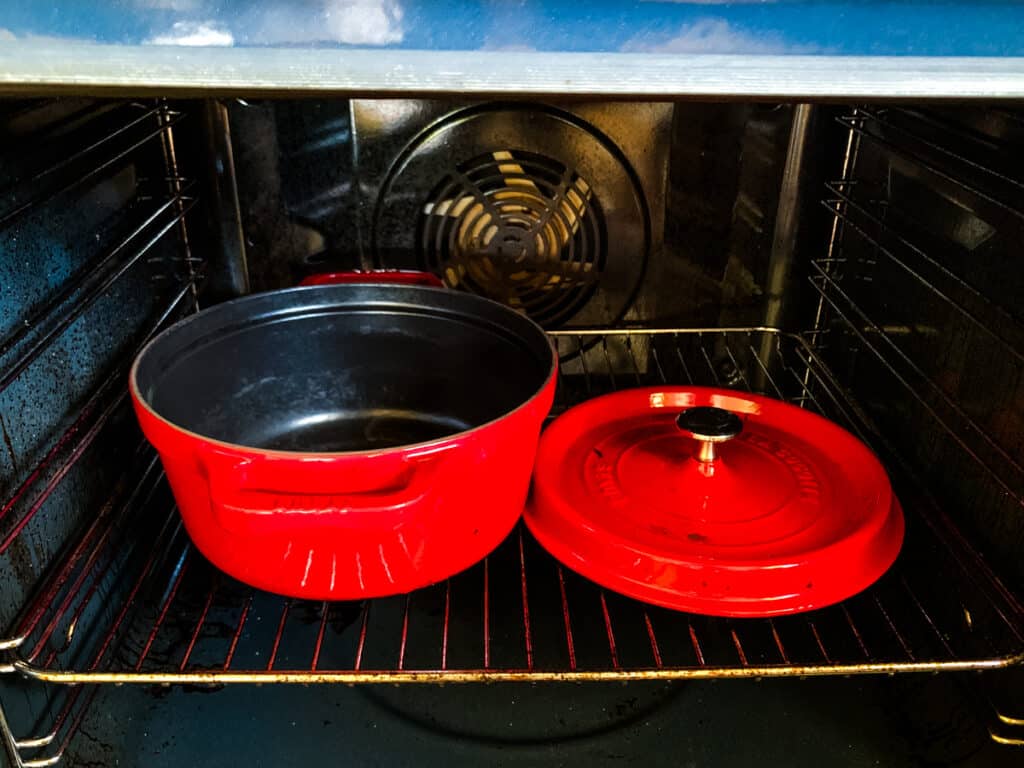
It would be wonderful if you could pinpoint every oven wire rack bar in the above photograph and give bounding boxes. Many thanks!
[0,687,97,768]
[988,680,1024,747]
[0,192,197,397]
[820,180,1024,362]
[3,329,1022,688]
[0,102,185,231]
[0,99,200,767]
[808,268,1023,508]
[836,108,1024,221]
[0,282,200,768]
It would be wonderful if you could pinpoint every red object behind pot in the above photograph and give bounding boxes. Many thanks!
[298,270,445,288]
[131,273,556,600]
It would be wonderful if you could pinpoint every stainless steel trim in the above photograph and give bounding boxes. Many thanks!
[1,45,1024,99]
[199,99,250,299]
[759,103,815,376]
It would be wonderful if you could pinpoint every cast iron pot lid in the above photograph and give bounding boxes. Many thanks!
[524,386,904,617]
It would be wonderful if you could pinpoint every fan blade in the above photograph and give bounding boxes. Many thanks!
[491,150,589,247]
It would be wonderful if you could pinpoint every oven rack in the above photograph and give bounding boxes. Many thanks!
[0,98,202,768]
[818,104,1024,595]
[836,108,1024,222]
[2,328,1022,694]
[986,668,1024,747]
[991,719,1024,748]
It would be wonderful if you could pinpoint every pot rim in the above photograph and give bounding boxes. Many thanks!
[130,284,558,460]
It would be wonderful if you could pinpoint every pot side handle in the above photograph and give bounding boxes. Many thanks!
[197,445,454,535]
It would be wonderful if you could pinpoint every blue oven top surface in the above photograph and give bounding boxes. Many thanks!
[2,1,1023,56]
[1,2,1023,98]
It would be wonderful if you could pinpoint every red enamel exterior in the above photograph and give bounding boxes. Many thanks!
[525,386,904,617]
[132,370,556,600]
[130,271,557,600]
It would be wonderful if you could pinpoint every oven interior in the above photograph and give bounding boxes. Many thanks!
[0,97,1022,766]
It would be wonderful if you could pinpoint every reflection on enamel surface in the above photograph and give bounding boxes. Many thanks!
[709,393,760,416]
[301,549,314,588]
[647,389,760,416]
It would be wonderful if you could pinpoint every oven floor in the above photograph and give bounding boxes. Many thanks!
[66,675,1015,767]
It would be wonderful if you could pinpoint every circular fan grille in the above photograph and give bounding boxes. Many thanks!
[417,150,606,328]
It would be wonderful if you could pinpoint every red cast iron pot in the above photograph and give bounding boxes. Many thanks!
[130,273,557,600]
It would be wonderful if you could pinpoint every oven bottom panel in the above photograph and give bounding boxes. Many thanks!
[64,676,1022,768]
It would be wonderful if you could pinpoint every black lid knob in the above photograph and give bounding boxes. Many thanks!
[676,406,743,442]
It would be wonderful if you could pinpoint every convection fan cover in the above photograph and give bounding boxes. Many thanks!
[372,105,650,328]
